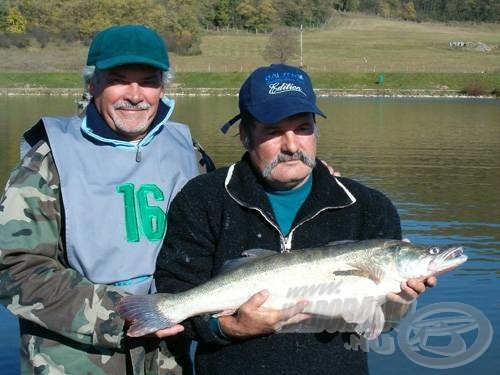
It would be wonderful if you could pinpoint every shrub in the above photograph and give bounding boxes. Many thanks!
[165,32,201,56]
[461,82,486,96]
[0,33,11,48]
[10,33,31,48]
[27,27,51,48]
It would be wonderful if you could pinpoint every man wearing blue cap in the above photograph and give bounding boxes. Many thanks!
[154,64,435,374]
[0,25,209,374]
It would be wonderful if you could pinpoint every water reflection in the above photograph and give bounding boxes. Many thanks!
[0,95,498,375]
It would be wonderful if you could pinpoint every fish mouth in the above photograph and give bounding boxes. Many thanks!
[444,246,465,260]
[430,246,467,275]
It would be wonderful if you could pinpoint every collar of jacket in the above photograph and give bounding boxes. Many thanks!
[225,153,357,225]
[79,96,175,149]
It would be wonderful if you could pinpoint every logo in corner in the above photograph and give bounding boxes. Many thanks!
[397,302,492,369]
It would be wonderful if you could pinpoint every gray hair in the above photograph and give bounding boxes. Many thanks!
[81,65,174,96]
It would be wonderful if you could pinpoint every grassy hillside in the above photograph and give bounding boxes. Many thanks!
[0,13,499,94]
[174,14,500,74]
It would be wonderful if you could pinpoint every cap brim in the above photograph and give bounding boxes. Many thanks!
[248,97,326,125]
[220,114,242,134]
[96,55,168,71]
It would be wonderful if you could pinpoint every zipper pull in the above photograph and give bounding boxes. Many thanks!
[135,144,142,162]
[281,235,293,253]
[280,236,290,253]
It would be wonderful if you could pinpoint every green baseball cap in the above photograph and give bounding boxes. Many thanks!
[87,25,169,71]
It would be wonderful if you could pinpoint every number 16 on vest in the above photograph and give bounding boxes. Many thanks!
[117,183,166,242]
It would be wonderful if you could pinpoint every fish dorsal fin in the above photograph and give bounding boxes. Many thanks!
[218,248,277,274]
[241,248,277,257]
[325,240,358,246]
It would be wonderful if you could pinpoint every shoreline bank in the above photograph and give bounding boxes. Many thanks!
[0,87,497,99]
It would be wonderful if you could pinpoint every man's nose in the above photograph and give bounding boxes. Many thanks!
[281,131,299,153]
[123,83,144,104]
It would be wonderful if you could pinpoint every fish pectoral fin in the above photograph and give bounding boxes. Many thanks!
[348,262,385,284]
[332,269,371,278]
[354,305,386,340]
[211,309,237,318]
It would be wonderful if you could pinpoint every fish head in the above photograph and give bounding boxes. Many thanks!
[393,242,467,279]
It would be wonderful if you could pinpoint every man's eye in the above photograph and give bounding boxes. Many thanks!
[142,80,161,87]
[297,126,313,134]
[268,131,282,137]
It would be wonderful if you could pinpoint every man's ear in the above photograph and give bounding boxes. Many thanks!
[238,123,250,150]
[238,123,245,143]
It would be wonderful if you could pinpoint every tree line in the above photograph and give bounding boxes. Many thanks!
[1,0,499,55]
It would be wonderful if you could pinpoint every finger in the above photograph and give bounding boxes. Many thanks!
[280,313,312,327]
[386,292,412,305]
[152,324,184,338]
[277,300,310,322]
[406,279,426,295]
[244,290,270,309]
[396,281,422,303]
[425,276,437,288]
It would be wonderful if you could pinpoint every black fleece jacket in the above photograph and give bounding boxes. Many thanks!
[155,153,402,375]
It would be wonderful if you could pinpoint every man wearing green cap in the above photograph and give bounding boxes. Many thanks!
[0,24,208,374]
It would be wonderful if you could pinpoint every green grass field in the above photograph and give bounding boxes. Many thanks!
[174,14,500,74]
[0,13,499,94]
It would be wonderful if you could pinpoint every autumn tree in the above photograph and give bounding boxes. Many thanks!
[262,27,299,64]
[160,0,202,55]
[402,1,417,21]
[6,7,26,33]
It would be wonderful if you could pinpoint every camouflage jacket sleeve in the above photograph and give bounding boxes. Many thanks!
[0,139,127,350]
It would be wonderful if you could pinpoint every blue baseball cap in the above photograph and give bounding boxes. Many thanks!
[221,64,326,133]
[87,25,169,71]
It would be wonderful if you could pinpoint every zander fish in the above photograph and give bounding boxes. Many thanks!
[117,239,467,338]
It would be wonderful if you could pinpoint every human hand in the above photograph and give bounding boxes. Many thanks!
[218,290,310,339]
[124,323,184,338]
[321,160,341,177]
[152,324,185,338]
[383,277,437,321]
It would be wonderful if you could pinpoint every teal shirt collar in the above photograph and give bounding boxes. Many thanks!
[265,175,313,236]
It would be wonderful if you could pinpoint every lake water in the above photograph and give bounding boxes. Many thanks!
[0,95,498,374]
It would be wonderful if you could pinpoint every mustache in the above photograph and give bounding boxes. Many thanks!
[113,101,151,110]
[262,151,316,178]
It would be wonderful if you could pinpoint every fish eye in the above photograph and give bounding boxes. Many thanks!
[429,247,440,255]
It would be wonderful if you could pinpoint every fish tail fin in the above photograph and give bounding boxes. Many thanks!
[116,294,176,337]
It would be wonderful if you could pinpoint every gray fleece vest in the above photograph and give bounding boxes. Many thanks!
[42,115,198,294]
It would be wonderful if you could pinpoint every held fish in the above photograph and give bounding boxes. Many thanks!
[117,239,467,338]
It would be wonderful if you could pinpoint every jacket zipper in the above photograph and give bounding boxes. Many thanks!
[226,179,339,253]
[226,187,287,251]
[283,207,339,251]
[135,142,142,162]
[224,164,356,253]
